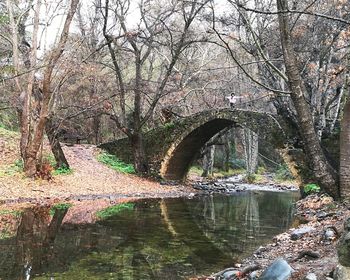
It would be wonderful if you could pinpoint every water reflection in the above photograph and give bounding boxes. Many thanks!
[0,191,298,279]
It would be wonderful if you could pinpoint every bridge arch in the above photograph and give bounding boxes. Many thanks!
[99,108,296,182]
[160,109,288,181]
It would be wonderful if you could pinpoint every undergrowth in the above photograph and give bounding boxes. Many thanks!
[52,164,73,175]
[96,203,135,219]
[97,152,135,174]
[0,159,23,177]
[49,203,72,216]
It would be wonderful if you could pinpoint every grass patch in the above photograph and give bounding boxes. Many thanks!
[96,203,135,220]
[244,173,264,183]
[188,166,203,176]
[49,203,72,216]
[52,164,73,176]
[97,152,135,174]
[0,209,22,217]
[0,159,23,177]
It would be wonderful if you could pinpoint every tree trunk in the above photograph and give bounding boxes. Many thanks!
[339,51,350,201]
[242,128,259,175]
[340,99,350,200]
[223,136,230,173]
[130,132,149,174]
[45,118,69,168]
[202,145,215,177]
[277,0,339,198]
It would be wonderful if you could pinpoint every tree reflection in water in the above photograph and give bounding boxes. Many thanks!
[0,191,298,279]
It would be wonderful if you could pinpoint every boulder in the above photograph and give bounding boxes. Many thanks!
[290,226,315,240]
[337,217,350,267]
[333,264,350,280]
[259,258,293,280]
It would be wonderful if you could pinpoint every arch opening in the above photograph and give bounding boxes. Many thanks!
[161,118,235,181]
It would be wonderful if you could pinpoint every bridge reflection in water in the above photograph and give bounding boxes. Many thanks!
[0,191,298,279]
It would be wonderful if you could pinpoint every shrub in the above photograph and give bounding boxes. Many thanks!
[53,164,73,175]
[245,173,257,183]
[303,183,320,195]
[97,152,135,174]
[274,164,294,181]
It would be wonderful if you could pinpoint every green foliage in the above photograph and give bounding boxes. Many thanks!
[42,154,56,166]
[256,166,266,175]
[244,174,263,184]
[230,158,246,169]
[0,159,23,176]
[274,164,294,181]
[0,209,22,217]
[163,122,175,130]
[50,203,72,216]
[304,183,320,195]
[96,203,135,220]
[53,164,73,175]
[189,165,203,176]
[97,152,135,174]
[0,14,9,24]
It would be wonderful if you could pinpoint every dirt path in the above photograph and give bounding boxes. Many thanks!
[0,144,194,203]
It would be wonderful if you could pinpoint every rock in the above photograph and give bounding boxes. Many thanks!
[222,269,240,279]
[290,226,315,240]
[323,227,337,241]
[305,273,317,280]
[259,258,293,280]
[333,264,350,280]
[337,217,350,267]
[249,271,258,280]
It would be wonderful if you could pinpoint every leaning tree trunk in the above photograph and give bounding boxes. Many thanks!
[45,118,69,168]
[277,0,339,198]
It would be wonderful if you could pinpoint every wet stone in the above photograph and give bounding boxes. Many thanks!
[258,258,293,280]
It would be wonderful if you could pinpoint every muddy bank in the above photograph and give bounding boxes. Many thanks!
[197,194,350,280]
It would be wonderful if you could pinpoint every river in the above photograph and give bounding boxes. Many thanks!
[0,190,299,279]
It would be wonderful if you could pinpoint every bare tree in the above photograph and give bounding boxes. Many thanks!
[100,0,210,173]
[7,0,80,176]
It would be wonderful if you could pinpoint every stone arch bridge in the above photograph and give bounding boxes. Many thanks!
[99,108,296,181]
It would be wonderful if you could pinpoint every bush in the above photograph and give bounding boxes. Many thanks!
[53,164,73,175]
[274,164,294,181]
[230,158,246,169]
[97,152,135,174]
[303,183,320,195]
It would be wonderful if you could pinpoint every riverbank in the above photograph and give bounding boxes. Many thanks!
[0,143,195,204]
[197,193,350,280]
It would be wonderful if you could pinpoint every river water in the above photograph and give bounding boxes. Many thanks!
[0,191,299,279]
